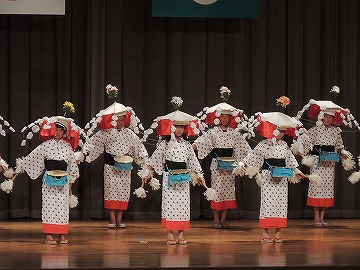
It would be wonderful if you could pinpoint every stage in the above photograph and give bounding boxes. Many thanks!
[0,219,360,269]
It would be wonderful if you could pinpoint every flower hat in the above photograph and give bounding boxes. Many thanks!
[0,116,15,137]
[142,96,203,142]
[196,86,250,132]
[84,84,144,136]
[20,102,88,150]
[249,111,302,139]
[295,99,358,129]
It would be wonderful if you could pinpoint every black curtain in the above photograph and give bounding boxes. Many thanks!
[0,0,360,220]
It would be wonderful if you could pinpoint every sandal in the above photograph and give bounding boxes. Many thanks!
[59,238,69,244]
[212,224,222,229]
[313,222,323,228]
[261,237,273,244]
[221,223,231,229]
[322,222,330,227]
[117,223,126,228]
[45,239,57,245]
[166,239,177,245]
[108,223,117,229]
[274,238,283,243]
[178,239,188,245]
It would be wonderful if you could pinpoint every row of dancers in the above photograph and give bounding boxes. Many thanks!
[0,85,359,245]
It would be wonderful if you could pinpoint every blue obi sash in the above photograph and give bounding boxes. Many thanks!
[263,158,294,178]
[165,160,190,186]
[312,145,339,162]
[43,172,68,187]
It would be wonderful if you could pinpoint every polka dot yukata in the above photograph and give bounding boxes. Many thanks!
[193,126,251,211]
[89,128,148,210]
[147,138,203,231]
[297,125,344,208]
[243,139,299,229]
[21,139,79,235]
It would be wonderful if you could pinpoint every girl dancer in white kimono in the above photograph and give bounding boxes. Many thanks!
[141,96,205,245]
[17,119,79,244]
[193,110,251,228]
[243,111,304,243]
[296,112,347,227]
[147,125,205,245]
[88,113,148,228]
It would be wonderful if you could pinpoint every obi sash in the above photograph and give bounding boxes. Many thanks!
[311,145,339,162]
[263,158,293,178]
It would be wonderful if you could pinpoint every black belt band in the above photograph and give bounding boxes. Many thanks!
[263,158,286,170]
[211,148,234,158]
[104,152,115,166]
[311,145,335,155]
[44,159,67,171]
[165,160,187,172]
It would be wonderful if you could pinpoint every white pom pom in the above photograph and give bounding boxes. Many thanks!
[190,122,196,128]
[302,155,316,168]
[133,187,147,199]
[21,140,26,147]
[213,118,220,125]
[3,168,14,179]
[171,125,176,132]
[203,188,217,201]
[26,132,33,139]
[308,174,322,185]
[137,167,151,178]
[31,125,40,133]
[111,121,117,127]
[69,194,79,208]
[235,116,241,123]
[215,111,221,117]
[149,178,161,190]
[348,171,360,184]
[151,122,158,129]
[1,180,13,193]
[111,115,118,120]
[290,142,299,154]
[85,156,92,163]
[74,151,85,163]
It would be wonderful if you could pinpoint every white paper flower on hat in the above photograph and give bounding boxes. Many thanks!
[31,125,40,133]
[215,111,221,117]
[111,121,117,127]
[171,125,176,132]
[111,115,118,121]
[273,129,280,137]
[26,132,33,140]
[213,118,220,125]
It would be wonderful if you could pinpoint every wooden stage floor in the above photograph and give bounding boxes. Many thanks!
[0,219,360,269]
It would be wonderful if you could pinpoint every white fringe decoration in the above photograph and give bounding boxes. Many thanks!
[149,178,161,190]
[203,188,217,201]
[232,162,245,176]
[69,194,79,208]
[301,155,316,168]
[15,158,24,174]
[137,167,152,179]
[245,166,259,179]
[289,175,301,184]
[290,142,299,155]
[190,170,199,186]
[0,180,13,193]
[348,171,360,184]
[306,174,322,185]
[255,173,263,187]
[342,157,356,171]
[133,187,147,199]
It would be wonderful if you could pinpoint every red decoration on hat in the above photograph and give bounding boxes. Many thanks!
[308,104,347,125]
[157,119,173,136]
[205,111,242,128]
[98,111,132,130]
[256,115,299,139]
[65,128,80,150]
[39,121,56,141]
[184,120,199,136]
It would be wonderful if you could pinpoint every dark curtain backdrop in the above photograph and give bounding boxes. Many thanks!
[0,0,360,221]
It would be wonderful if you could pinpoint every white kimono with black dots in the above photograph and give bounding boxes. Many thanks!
[243,139,298,222]
[193,126,251,208]
[21,139,79,233]
[296,125,344,205]
[89,128,148,209]
[147,138,203,229]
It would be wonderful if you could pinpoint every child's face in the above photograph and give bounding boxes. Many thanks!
[55,128,65,140]
[219,114,231,126]
[174,125,185,137]
[322,113,334,127]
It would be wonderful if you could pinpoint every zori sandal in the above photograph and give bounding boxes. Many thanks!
[261,237,273,244]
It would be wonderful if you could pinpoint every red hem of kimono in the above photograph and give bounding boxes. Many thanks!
[211,200,237,211]
[104,200,129,210]
[42,223,69,234]
[259,218,287,228]
[162,218,190,230]
[307,197,334,207]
